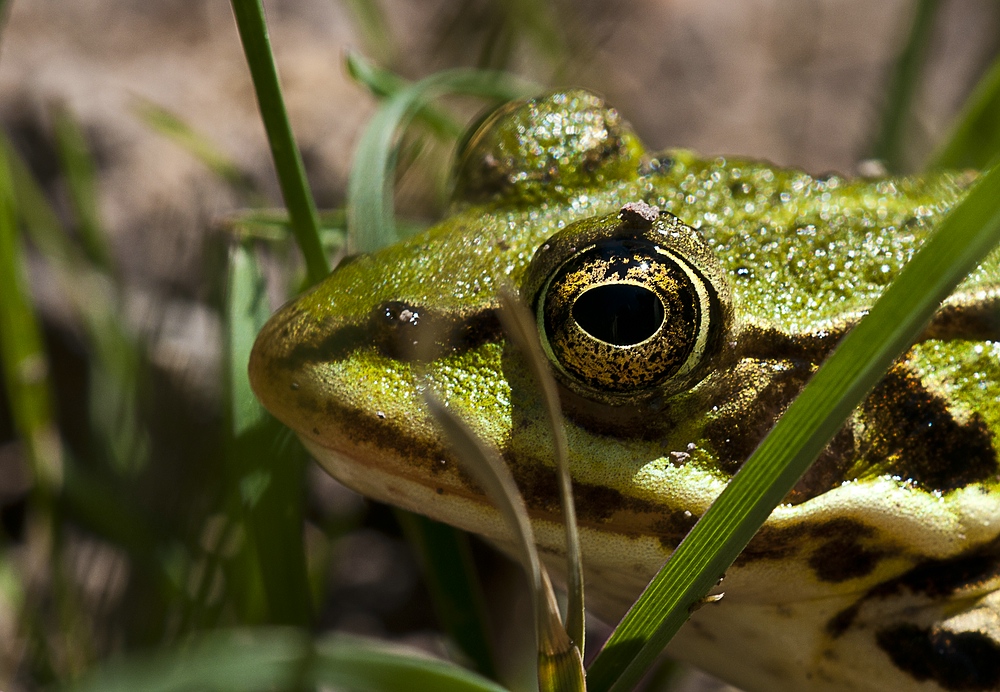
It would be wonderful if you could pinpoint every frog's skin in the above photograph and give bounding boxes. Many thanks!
[250,90,1000,692]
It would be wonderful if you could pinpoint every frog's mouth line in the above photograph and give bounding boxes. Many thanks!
[292,406,696,543]
[295,398,1000,589]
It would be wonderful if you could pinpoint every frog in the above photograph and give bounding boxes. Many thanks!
[249,89,1000,692]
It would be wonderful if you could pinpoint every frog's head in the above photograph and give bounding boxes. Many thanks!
[249,89,750,538]
[250,89,1000,692]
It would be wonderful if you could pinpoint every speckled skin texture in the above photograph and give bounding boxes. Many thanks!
[250,90,1000,691]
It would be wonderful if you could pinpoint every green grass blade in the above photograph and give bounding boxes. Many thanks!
[227,244,312,626]
[930,53,1000,170]
[16,157,151,481]
[341,0,396,66]
[221,208,349,256]
[587,166,1000,692]
[229,0,329,284]
[870,0,941,172]
[133,97,259,197]
[0,125,63,494]
[51,103,114,272]
[228,244,272,439]
[2,133,77,266]
[346,52,465,139]
[63,628,311,692]
[347,67,537,253]
[312,633,511,692]
[64,628,509,692]
[10,102,151,479]
[395,510,497,680]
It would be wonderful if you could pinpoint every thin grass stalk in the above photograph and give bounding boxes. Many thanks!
[870,0,941,171]
[229,0,329,284]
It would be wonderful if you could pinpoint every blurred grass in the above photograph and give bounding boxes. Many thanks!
[0,3,997,692]
[870,0,941,172]
[931,52,1000,170]
[66,629,509,692]
[225,242,311,627]
[345,54,537,252]
[133,98,261,201]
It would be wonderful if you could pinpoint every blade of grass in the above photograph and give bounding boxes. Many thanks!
[6,121,149,477]
[347,67,537,253]
[229,0,328,284]
[64,628,509,692]
[0,135,63,495]
[228,243,272,440]
[1,133,76,268]
[346,52,465,140]
[870,0,941,172]
[132,97,260,199]
[221,208,350,254]
[0,109,79,682]
[930,52,1000,170]
[64,628,310,692]
[587,166,1000,692]
[5,120,180,629]
[342,0,396,66]
[496,284,584,652]
[395,511,497,680]
[51,103,114,272]
[424,392,584,692]
[226,243,312,626]
[313,633,510,692]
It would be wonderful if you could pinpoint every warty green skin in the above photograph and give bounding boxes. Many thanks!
[250,90,1000,692]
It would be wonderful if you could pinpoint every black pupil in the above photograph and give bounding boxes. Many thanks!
[572,284,665,346]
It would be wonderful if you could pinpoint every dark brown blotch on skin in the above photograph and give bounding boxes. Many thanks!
[279,303,503,369]
[921,292,1000,342]
[702,355,998,504]
[861,365,998,492]
[826,534,1000,638]
[318,399,452,474]
[876,624,1000,691]
[736,522,810,563]
[736,518,889,583]
[374,302,503,362]
[653,510,700,549]
[510,459,663,525]
[705,363,811,476]
[703,362,857,504]
[805,518,891,583]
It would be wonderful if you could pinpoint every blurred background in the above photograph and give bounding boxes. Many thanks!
[0,0,998,690]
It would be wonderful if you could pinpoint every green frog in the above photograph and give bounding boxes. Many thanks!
[249,90,1000,692]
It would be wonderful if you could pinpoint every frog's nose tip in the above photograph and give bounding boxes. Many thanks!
[247,303,312,427]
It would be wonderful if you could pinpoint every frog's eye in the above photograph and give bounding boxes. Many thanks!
[525,203,732,405]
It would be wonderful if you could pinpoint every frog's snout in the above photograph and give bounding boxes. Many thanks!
[248,301,319,436]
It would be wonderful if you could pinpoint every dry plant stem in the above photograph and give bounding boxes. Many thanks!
[497,283,585,652]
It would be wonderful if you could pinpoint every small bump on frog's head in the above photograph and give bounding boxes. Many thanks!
[451,89,645,205]
[618,201,660,226]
